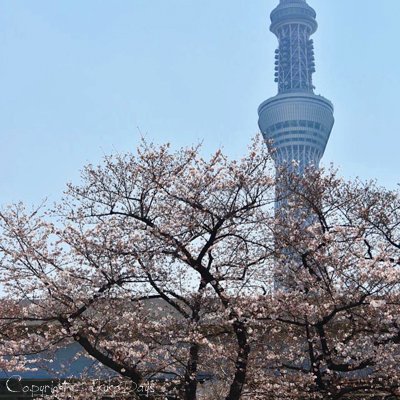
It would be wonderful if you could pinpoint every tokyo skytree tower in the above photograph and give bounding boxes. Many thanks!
[258,0,334,174]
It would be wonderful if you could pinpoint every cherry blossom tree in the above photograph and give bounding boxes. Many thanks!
[248,170,400,399]
[0,137,400,399]
[0,137,276,400]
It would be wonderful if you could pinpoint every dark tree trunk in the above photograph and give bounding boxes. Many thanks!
[184,342,200,400]
[226,320,250,400]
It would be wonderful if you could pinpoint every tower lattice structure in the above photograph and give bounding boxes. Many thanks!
[258,0,334,174]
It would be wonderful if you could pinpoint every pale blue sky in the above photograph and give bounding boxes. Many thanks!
[1,0,399,207]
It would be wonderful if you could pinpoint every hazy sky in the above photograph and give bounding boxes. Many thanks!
[1,0,399,207]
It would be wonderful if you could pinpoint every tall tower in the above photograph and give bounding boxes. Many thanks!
[258,0,334,174]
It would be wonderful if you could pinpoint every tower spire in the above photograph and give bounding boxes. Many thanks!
[258,0,334,174]
[271,0,317,93]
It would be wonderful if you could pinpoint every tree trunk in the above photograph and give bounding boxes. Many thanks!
[184,342,200,400]
[226,320,250,400]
